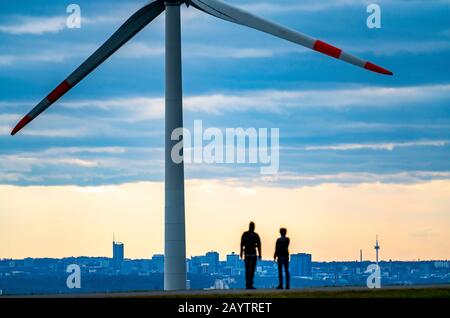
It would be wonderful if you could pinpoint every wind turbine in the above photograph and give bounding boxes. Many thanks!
[11,0,392,290]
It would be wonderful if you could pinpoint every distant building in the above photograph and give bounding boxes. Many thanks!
[152,254,164,273]
[291,253,312,277]
[121,260,133,274]
[190,255,205,274]
[24,258,34,268]
[434,261,450,269]
[226,252,239,268]
[190,252,220,274]
[2,253,450,294]
[113,240,124,268]
[141,260,151,272]
[99,259,110,268]
[224,252,240,275]
[200,263,210,274]
[205,252,219,273]
[419,263,430,277]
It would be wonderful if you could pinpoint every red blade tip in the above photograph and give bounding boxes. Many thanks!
[11,115,32,136]
[313,40,342,59]
[364,62,393,75]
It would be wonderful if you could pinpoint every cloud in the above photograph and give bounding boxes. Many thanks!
[0,172,44,183]
[258,171,450,186]
[0,146,164,184]
[117,43,165,58]
[2,83,449,140]
[1,34,448,67]
[119,39,450,61]
[1,139,449,186]
[0,16,66,35]
[235,0,450,15]
[0,154,100,170]
[0,51,71,66]
[0,41,275,67]
[100,34,450,63]
[185,45,276,59]
[41,147,127,155]
[0,43,96,66]
[182,84,450,114]
[61,97,165,121]
[1,112,164,138]
[347,40,450,56]
[119,42,276,59]
[21,128,91,138]
[56,84,450,118]
[236,0,363,14]
[302,140,450,151]
[56,158,99,167]
[3,84,448,130]
[0,147,127,172]
[0,11,126,36]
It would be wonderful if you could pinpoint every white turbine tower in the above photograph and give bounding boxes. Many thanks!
[11,0,392,290]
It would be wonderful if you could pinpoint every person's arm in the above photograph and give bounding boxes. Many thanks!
[286,238,290,257]
[274,239,278,260]
[257,234,262,259]
[240,233,245,259]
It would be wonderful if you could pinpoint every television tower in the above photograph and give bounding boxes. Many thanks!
[374,235,380,264]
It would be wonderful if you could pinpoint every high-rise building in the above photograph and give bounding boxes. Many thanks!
[205,251,220,273]
[112,239,124,268]
[291,253,312,277]
[226,252,239,269]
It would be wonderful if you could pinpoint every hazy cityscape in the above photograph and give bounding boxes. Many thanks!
[1,238,449,296]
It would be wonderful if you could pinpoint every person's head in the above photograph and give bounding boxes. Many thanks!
[280,228,287,237]
[249,222,255,232]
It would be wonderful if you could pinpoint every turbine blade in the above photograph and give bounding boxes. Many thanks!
[190,0,393,76]
[11,0,165,136]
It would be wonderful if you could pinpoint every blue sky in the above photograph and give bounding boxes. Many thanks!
[1,0,449,186]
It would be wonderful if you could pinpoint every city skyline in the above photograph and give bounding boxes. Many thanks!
[3,249,449,266]
[2,226,449,263]
[4,248,449,295]
[2,231,449,295]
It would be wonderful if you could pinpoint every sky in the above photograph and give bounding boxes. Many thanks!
[0,0,449,261]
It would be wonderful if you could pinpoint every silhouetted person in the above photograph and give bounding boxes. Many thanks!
[240,222,261,289]
[274,228,290,289]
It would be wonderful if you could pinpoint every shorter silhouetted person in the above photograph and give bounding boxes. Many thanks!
[240,222,261,289]
[274,227,290,289]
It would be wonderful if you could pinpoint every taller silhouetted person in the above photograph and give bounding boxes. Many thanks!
[274,228,290,289]
[240,222,262,289]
